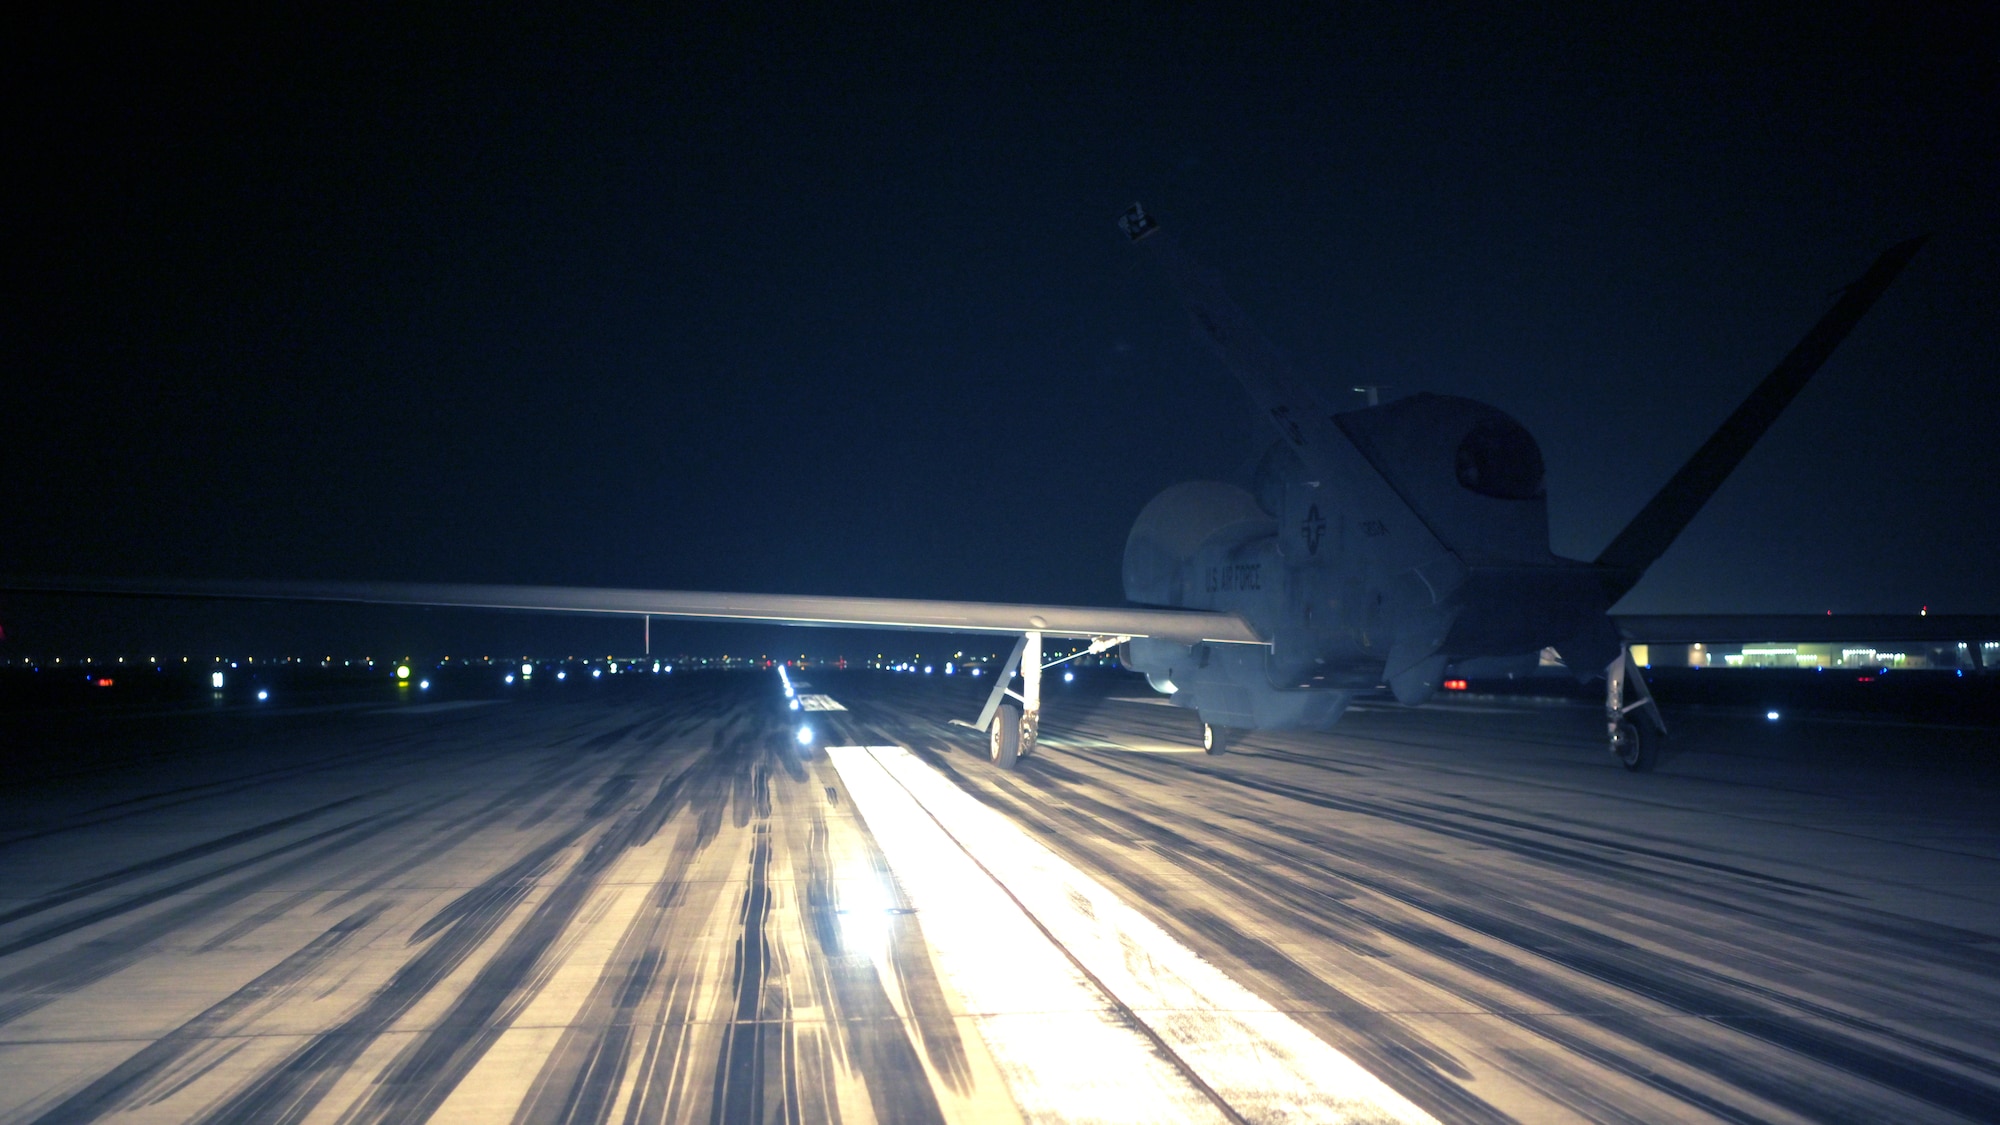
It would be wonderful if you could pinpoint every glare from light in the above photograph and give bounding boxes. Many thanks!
[521,662,533,677]
[945,662,954,675]
[396,664,411,680]
[652,661,661,673]
[970,668,981,677]
[420,679,430,690]
[796,725,814,746]
[790,699,800,710]
[504,674,515,683]
[924,665,933,674]
[557,670,567,680]
[1063,670,1075,683]
[211,671,225,688]
[1766,710,1780,721]
[592,669,602,678]
[257,689,268,701]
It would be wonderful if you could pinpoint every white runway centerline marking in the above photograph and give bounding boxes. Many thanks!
[829,745,1438,1125]
[798,694,847,711]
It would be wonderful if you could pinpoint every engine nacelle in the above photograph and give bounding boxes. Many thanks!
[1123,481,1275,607]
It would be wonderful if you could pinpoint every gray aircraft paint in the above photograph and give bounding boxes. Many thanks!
[1112,204,1924,733]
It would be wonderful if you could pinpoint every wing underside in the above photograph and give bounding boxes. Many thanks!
[0,577,1267,646]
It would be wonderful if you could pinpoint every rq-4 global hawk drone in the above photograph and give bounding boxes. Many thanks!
[14,207,1991,772]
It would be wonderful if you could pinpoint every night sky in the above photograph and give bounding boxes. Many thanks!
[6,3,1997,659]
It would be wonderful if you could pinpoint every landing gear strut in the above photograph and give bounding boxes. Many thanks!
[957,632,1043,771]
[1606,647,1667,772]
[952,630,1124,770]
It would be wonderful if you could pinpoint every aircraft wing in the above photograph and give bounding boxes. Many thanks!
[0,576,1267,646]
[1613,613,2000,644]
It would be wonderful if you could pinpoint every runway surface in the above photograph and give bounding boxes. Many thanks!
[3,669,1999,1123]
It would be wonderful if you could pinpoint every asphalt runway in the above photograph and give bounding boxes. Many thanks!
[3,670,1998,1123]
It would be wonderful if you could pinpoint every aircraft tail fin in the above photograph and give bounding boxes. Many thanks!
[1593,236,1926,598]
[1119,203,1335,446]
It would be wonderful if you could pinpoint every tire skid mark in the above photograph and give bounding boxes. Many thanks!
[1116,753,2000,1095]
[790,787,956,1122]
[0,720,465,846]
[1034,752,1968,1121]
[712,827,781,1124]
[24,903,388,1125]
[188,831,585,1125]
[914,728,1775,1121]
[0,801,443,1028]
[509,822,732,1125]
[0,794,373,929]
[330,710,757,1124]
[906,701,2000,1124]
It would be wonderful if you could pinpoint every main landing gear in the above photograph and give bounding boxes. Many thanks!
[1606,647,1667,772]
[951,630,1125,770]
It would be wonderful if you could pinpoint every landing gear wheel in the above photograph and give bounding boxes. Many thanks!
[1017,712,1040,760]
[1611,716,1657,772]
[1201,722,1232,756]
[990,703,1021,770]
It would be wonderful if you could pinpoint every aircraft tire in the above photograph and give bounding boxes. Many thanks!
[990,703,1021,770]
[1611,716,1657,772]
[1018,712,1039,759]
[1201,722,1231,756]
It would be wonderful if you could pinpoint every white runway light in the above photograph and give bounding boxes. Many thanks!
[256,689,268,701]
[830,745,1440,1125]
[795,724,814,746]
[1767,710,1780,721]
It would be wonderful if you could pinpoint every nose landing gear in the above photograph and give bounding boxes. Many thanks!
[1201,722,1234,755]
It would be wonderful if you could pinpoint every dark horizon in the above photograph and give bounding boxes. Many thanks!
[7,3,1996,658]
